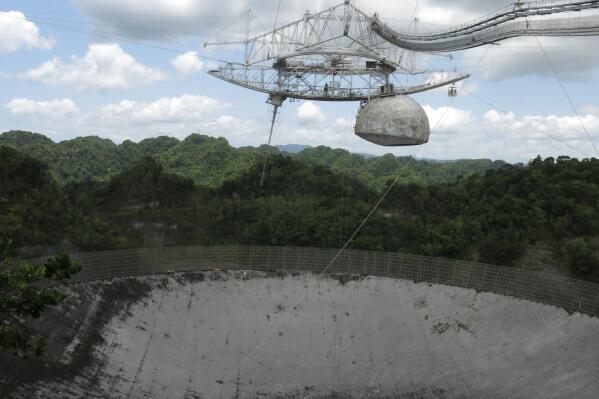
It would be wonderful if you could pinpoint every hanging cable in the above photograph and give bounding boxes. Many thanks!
[535,36,599,157]
[205,44,492,399]
[407,0,421,32]
[271,0,283,43]
[461,89,592,158]
[1,14,248,41]
[339,102,352,246]
[258,0,285,188]
[259,102,281,187]
[0,13,241,65]
[398,0,421,67]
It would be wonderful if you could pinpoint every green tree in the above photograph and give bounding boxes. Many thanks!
[478,229,527,266]
[561,238,599,282]
[1,131,506,189]
[0,239,81,359]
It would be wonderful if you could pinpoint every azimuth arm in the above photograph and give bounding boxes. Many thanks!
[371,0,599,52]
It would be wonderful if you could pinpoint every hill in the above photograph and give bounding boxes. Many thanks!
[1,145,598,282]
[0,131,505,190]
[293,146,506,191]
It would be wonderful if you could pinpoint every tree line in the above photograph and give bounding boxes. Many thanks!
[0,130,504,190]
[1,143,598,282]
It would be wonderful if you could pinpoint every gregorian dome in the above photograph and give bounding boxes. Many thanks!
[354,95,430,146]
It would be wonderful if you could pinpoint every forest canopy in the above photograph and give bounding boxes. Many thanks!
[1,131,598,283]
[0,131,504,190]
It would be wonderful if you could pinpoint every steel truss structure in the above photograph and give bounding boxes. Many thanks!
[373,0,599,52]
[205,0,599,102]
[206,1,468,101]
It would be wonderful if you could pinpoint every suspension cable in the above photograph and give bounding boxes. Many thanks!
[0,13,240,65]
[205,44,492,399]
[535,36,599,157]
[461,89,592,158]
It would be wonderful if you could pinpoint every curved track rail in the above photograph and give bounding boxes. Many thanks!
[372,0,599,51]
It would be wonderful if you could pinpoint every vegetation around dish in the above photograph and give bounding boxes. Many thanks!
[1,131,598,283]
[0,131,505,190]
[0,239,80,363]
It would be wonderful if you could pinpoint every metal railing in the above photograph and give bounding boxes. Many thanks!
[25,246,599,318]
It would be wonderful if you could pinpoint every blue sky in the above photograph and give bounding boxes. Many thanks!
[2,0,599,162]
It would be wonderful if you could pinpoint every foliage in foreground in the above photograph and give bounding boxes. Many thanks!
[561,238,599,281]
[0,239,81,359]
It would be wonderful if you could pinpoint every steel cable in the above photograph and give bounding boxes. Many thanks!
[205,44,492,399]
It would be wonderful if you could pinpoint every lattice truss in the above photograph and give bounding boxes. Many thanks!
[205,0,599,101]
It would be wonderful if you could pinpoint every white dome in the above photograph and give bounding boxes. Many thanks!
[355,95,430,146]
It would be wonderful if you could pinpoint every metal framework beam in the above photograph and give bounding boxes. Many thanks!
[371,0,599,52]
[208,65,468,101]
[205,0,599,101]
[204,2,460,101]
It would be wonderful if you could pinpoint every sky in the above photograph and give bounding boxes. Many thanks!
[2,0,599,162]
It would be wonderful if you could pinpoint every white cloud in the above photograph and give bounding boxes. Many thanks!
[483,109,599,143]
[413,5,476,27]
[4,95,254,144]
[75,0,386,41]
[581,105,599,117]
[483,109,516,125]
[202,114,262,143]
[171,52,204,77]
[423,105,472,133]
[280,109,354,146]
[70,0,423,44]
[91,95,262,143]
[355,2,599,82]
[334,117,353,128]
[70,1,599,81]
[424,0,504,15]
[6,98,79,117]
[98,95,226,124]
[297,101,327,125]
[73,0,247,39]
[0,11,54,53]
[5,95,599,161]
[21,43,166,89]
[289,127,345,144]
[421,105,599,160]
[463,36,599,81]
